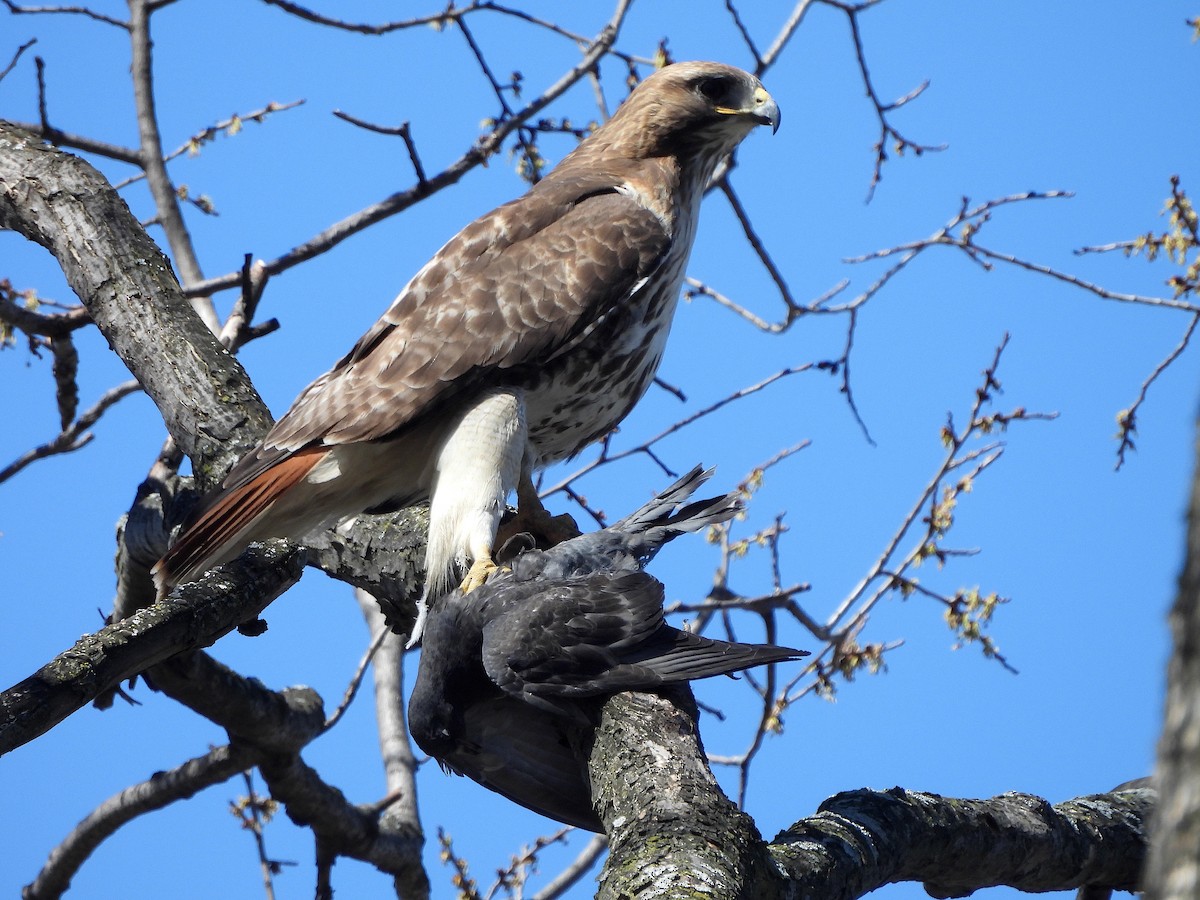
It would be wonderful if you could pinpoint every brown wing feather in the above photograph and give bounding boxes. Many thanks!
[152,446,327,595]
[257,174,669,453]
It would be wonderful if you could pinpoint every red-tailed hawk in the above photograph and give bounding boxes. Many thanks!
[153,61,780,640]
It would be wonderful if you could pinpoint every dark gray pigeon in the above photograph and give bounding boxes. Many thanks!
[408,466,808,831]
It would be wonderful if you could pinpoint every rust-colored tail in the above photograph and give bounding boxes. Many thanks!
[152,447,327,598]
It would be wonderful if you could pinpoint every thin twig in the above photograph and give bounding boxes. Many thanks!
[541,364,815,498]
[718,176,801,320]
[724,0,762,67]
[0,379,142,485]
[0,37,37,83]
[182,0,632,298]
[332,111,428,185]
[1,0,127,28]
[1115,311,1200,469]
[260,0,468,34]
[114,100,306,190]
[324,624,390,731]
[530,834,608,900]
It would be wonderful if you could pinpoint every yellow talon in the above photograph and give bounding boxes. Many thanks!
[460,555,499,594]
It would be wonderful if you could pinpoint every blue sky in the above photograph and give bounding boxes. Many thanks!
[1,2,1196,897]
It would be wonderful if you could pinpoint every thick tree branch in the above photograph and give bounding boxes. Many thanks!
[586,687,1148,899]
[257,752,427,899]
[0,288,91,337]
[590,689,784,899]
[1144,404,1200,899]
[0,540,303,756]
[138,608,430,897]
[0,120,272,482]
[773,786,1151,898]
[81,661,1135,900]
[147,648,326,752]
[301,506,428,633]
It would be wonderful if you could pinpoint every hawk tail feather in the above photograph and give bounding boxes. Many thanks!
[152,447,326,598]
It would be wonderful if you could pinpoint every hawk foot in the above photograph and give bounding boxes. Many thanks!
[460,554,500,594]
[496,507,581,551]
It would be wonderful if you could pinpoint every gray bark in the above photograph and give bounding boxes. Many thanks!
[0,120,271,485]
[0,540,304,756]
[1144,416,1200,899]
[588,688,1149,898]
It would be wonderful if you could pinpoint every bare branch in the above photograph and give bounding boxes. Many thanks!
[181,0,633,298]
[772,786,1152,897]
[127,0,220,332]
[324,619,390,732]
[484,828,574,899]
[1115,312,1200,469]
[718,176,802,323]
[0,284,91,338]
[0,36,37,83]
[48,331,77,427]
[259,0,466,34]
[542,364,816,499]
[357,591,423,856]
[230,770,294,897]
[724,0,762,69]
[0,541,304,756]
[0,379,141,485]
[1,0,127,28]
[24,743,260,899]
[257,751,427,897]
[0,120,275,479]
[332,111,428,185]
[827,0,946,199]
[530,834,608,900]
[758,0,817,72]
[1,118,142,164]
[114,99,307,191]
[752,337,1057,706]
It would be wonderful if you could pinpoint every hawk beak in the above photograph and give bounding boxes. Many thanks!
[715,86,781,134]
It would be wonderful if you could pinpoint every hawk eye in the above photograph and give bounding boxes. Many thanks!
[696,76,731,102]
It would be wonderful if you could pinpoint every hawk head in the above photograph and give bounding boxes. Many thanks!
[583,61,780,166]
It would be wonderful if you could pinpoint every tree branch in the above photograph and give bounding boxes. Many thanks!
[590,689,784,898]
[0,540,304,756]
[181,0,632,299]
[587,683,1150,897]
[772,786,1151,898]
[0,120,273,482]
[126,0,219,331]
[0,379,141,485]
[24,743,260,899]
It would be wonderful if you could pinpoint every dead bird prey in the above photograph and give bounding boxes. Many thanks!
[407,466,807,831]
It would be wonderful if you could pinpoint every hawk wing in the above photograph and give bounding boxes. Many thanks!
[222,174,670,491]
